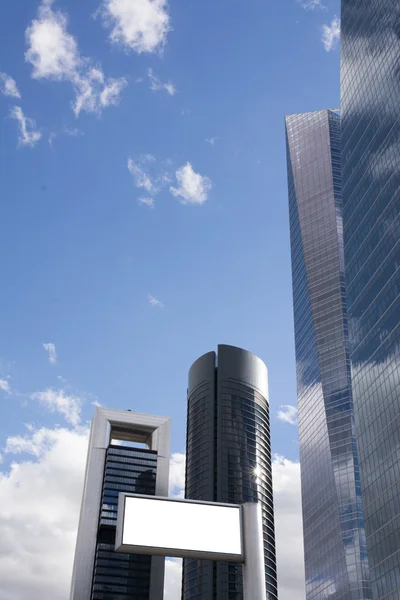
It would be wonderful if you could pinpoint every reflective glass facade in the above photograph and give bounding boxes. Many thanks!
[341,3,400,598]
[91,445,157,599]
[182,345,277,600]
[286,110,371,600]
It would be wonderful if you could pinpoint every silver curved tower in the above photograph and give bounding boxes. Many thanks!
[182,344,277,600]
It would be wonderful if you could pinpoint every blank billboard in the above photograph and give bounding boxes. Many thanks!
[115,494,243,562]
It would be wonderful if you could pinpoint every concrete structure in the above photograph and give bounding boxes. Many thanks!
[182,344,277,600]
[70,408,171,600]
[286,110,371,599]
[341,1,400,596]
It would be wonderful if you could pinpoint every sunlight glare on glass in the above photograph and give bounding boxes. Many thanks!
[253,465,262,479]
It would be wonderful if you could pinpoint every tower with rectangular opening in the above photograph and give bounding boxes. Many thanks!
[70,408,171,600]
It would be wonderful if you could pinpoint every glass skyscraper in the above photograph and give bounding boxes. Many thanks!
[285,110,371,600]
[182,344,277,600]
[91,444,157,599]
[341,2,400,598]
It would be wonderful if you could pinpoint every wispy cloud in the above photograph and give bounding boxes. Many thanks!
[48,126,84,148]
[5,426,66,458]
[127,154,173,205]
[43,342,57,365]
[31,388,82,426]
[9,106,41,147]
[64,126,83,136]
[300,0,326,10]
[148,294,164,308]
[322,16,340,51]
[25,0,127,116]
[0,379,11,394]
[169,452,185,498]
[170,162,212,205]
[128,154,158,193]
[98,0,171,54]
[206,137,217,146]
[48,132,56,148]
[277,405,298,425]
[0,72,21,98]
[148,68,176,95]
[138,197,155,208]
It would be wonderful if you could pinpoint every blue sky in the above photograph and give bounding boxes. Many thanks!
[0,1,340,596]
[0,0,340,460]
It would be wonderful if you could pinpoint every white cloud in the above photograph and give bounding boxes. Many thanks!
[0,73,21,98]
[91,400,102,408]
[165,558,182,600]
[169,452,185,497]
[148,68,176,95]
[206,137,217,145]
[300,0,326,10]
[48,132,56,148]
[9,106,41,147]
[128,155,157,193]
[64,126,83,137]
[322,16,340,52]
[272,456,305,600]
[5,426,71,458]
[277,405,298,425]
[0,425,89,600]
[99,0,171,54]
[138,197,155,208]
[148,294,164,308]
[72,68,127,117]
[25,0,127,116]
[30,389,82,427]
[0,430,184,600]
[25,0,79,80]
[170,162,212,205]
[99,76,127,106]
[43,343,57,365]
[0,380,11,395]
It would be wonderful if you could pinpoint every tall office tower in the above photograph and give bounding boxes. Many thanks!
[341,3,400,598]
[70,408,171,600]
[285,110,372,600]
[181,344,277,600]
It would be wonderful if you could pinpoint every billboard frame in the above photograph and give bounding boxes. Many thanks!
[115,492,267,600]
[115,493,244,562]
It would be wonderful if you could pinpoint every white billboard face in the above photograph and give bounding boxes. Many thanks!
[116,495,243,562]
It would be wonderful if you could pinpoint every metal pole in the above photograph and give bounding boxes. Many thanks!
[242,502,267,600]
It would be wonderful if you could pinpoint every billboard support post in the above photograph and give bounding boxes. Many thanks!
[242,502,267,600]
